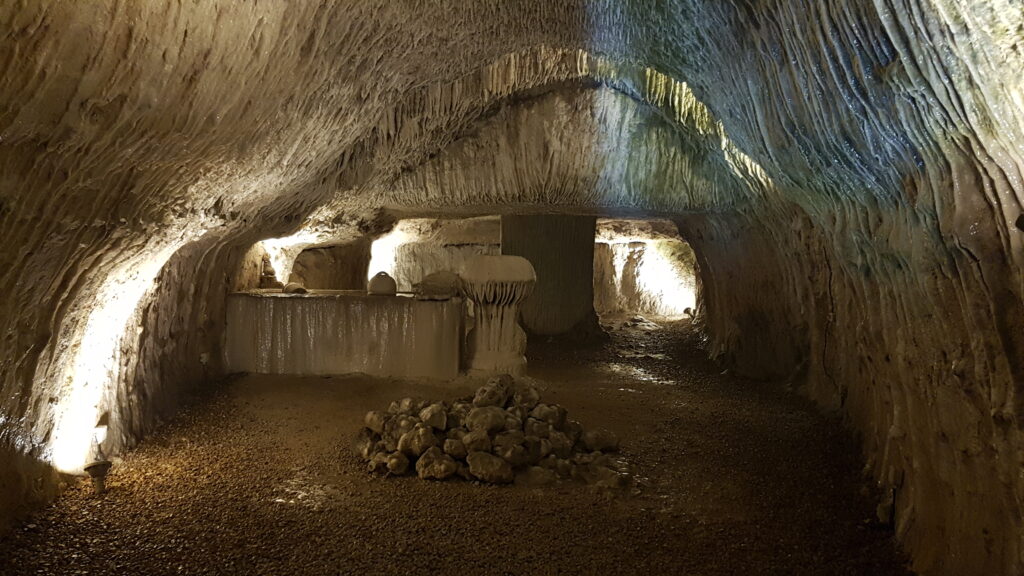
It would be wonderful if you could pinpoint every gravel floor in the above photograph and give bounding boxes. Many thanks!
[0,319,912,575]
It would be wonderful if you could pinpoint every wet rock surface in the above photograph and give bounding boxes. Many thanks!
[0,321,910,575]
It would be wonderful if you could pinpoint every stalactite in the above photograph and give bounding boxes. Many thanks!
[460,255,536,376]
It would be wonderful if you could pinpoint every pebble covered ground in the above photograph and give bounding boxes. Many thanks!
[0,319,912,575]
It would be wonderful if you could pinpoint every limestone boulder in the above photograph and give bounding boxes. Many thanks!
[367,451,390,474]
[515,466,556,487]
[391,397,428,416]
[419,403,448,430]
[547,430,573,459]
[466,406,506,433]
[364,410,389,434]
[562,419,583,444]
[512,381,541,410]
[493,430,525,452]
[503,414,523,432]
[466,451,513,484]
[472,378,510,407]
[529,403,567,429]
[416,447,458,480]
[523,435,545,465]
[443,438,468,460]
[495,444,530,468]
[583,428,620,452]
[352,428,381,460]
[462,429,492,453]
[387,452,410,476]
[397,424,439,458]
[524,417,551,439]
[383,415,420,451]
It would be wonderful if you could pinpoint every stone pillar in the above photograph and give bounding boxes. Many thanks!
[459,255,536,375]
[500,215,598,336]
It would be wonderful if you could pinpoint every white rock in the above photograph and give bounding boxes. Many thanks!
[386,452,410,475]
[397,424,439,457]
[364,410,388,434]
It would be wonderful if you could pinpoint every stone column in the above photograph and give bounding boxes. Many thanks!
[459,255,536,375]
[500,214,598,336]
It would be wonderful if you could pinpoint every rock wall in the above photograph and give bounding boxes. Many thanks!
[501,215,600,337]
[391,244,499,293]
[289,241,371,290]
[593,219,698,319]
[677,202,1024,575]
[368,217,501,293]
[0,3,1021,575]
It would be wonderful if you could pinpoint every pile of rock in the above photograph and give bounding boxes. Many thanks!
[352,375,630,488]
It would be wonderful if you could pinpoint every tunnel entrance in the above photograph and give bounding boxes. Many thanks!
[593,218,697,323]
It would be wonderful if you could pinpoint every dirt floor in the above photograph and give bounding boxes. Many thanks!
[0,319,912,575]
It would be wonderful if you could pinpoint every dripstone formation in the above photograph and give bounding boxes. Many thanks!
[352,375,629,488]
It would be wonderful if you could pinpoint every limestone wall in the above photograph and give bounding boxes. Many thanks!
[0,3,1021,574]
[593,220,698,319]
[289,241,371,290]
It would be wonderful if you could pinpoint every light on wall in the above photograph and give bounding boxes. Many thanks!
[601,234,696,319]
[259,231,322,284]
[367,225,414,281]
[635,240,697,317]
[49,231,206,474]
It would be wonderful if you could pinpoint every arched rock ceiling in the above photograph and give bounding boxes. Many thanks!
[2,1,1020,259]
[2,2,1024,574]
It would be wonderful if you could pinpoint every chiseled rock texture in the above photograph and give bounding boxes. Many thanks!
[501,215,600,336]
[289,240,371,290]
[594,218,698,318]
[380,217,500,292]
[0,3,1021,575]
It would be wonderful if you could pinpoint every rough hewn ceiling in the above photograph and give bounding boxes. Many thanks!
[0,2,1022,575]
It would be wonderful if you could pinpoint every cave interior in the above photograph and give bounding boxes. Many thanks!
[0,2,1022,575]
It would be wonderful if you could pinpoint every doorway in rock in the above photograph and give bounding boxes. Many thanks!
[593,218,698,331]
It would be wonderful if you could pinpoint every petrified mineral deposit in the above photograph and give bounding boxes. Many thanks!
[460,255,537,376]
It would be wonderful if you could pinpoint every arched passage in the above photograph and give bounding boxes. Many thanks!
[0,3,1022,575]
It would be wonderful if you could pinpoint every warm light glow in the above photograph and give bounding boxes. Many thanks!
[602,237,696,319]
[635,240,697,317]
[259,231,322,283]
[49,230,207,474]
[367,224,416,282]
[93,425,108,446]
